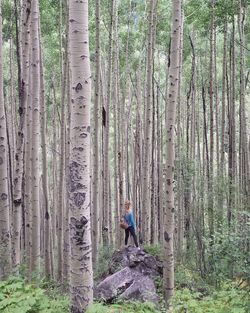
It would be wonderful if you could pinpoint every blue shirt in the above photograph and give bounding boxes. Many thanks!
[124,210,136,229]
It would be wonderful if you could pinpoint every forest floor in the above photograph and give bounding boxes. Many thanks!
[0,246,249,313]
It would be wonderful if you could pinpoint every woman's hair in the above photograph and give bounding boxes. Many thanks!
[124,199,132,211]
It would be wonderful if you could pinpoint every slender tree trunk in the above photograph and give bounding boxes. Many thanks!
[24,65,32,278]
[0,1,12,278]
[92,0,101,263]
[176,10,184,261]
[102,0,116,246]
[9,38,16,186]
[57,0,67,281]
[63,0,70,282]
[163,0,182,306]
[51,82,58,279]
[112,0,121,248]
[39,20,51,277]
[30,0,41,274]
[219,18,227,226]
[12,0,31,269]
[142,0,156,244]
[208,0,215,239]
[228,19,236,228]
[238,1,249,209]
[68,0,93,310]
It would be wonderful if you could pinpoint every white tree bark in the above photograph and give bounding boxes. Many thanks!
[92,0,100,262]
[163,0,182,306]
[68,0,93,311]
[142,0,156,244]
[12,0,31,268]
[0,0,11,279]
[30,0,41,274]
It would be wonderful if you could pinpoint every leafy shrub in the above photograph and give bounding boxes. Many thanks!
[171,282,250,313]
[204,214,250,285]
[175,265,211,295]
[0,277,68,313]
[94,245,115,280]
[143,244,164,261]
[87,301,159,313]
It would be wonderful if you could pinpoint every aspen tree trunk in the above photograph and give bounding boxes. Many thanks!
[100,64,105,245]
[156,83,161,244]
[39,24,51,277]
[9,38,16,184]
[0,1,12,278]
[228,20,236,227]
[92,0,100,262]
[63,0,70,282]
[190,32,196,252]
[14,0,22,96]
[184,33,195,254]
[196,59,205,274]
[112,0,121,249]
[24,67,32,276]
[51,83,58,278]
[238,2,249,208]
[30,0,41,274]
[163,0,181,305]
[68,0,93,311]
[208,0,214,239]
[108,171,113,247]
[102,0,116,246]
[57,0,67,281]
[117,68,125,247]
[150,11,158,244]
[151,78,156,244]
[5,94,14,223]
[123,2,132,202]
[213,28,219,176]
[125,89,132,201]
[142,0,155,244]
[12,0,31,268]
[134,68,143,242]
[219,19,227,225]
[176,10,184,261]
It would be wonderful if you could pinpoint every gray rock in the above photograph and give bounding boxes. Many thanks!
[108,246,162,277]
[94,266,158,304]
[94,246,162,305]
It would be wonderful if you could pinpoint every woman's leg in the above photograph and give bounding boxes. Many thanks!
[129,227,139,247]
[125,228,130,246]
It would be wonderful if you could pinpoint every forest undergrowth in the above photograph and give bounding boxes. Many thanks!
[0,244,249,313]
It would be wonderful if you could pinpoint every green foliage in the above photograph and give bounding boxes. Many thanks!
[175,265,211,295]
[143,244,164,261]
[0,277,68,313]
[171,282,250,313]
[94,245,115,280]
[87,301,159,313]
[204,214,250,285]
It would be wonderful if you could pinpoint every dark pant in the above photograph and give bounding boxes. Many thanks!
[125,226,139,247]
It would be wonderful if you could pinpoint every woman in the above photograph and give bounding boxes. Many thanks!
[123,200,139,248]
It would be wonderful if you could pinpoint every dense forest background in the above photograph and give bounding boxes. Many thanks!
[0,0,249,312]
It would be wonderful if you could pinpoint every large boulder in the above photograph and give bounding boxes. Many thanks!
[108,246,163,277]
[94,266,159,304]
[94,246,162,305]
